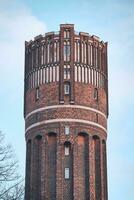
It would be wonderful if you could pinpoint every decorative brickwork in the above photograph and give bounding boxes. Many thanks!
[24,24,108,200]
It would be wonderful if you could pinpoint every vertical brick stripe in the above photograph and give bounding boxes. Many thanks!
[25,140,31,200]
[47,133,57,200]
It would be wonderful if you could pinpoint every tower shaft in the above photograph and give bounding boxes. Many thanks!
[24,24,108,200]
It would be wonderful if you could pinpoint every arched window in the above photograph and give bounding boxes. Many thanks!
[25,139,32,200]
[102,140,108,200]
[32,135,42,199]
[64,30,70,39]
[93,135,101,200]
[64,41,70,61]
[47,132,57,199]
[77,132,89,199]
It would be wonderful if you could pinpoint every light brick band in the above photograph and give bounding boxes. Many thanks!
[25,105,107,119]
[25,118,107,133]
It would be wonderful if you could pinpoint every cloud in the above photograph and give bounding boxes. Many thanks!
[0,2,47,174]
[0,5,47,93]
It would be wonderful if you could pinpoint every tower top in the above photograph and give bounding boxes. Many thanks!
[60,23,74,28]
[25,24,107,45]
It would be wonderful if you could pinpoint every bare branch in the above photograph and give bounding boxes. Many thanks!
[0,131,24,200]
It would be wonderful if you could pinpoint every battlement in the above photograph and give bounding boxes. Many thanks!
[25,24,107,46]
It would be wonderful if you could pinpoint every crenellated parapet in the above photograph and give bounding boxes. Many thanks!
[24,25,108,91]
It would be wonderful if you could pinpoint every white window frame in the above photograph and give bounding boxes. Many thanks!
[36,87,39,100]
[64,84,70,95]
[65,146,69,156]
[65,126,69,135]
[65,168,69,179]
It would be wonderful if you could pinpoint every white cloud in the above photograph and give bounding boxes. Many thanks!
[0,6,47,92]
[0,3,47,174]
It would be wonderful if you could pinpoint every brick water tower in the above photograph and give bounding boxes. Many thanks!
[24,24,108,200]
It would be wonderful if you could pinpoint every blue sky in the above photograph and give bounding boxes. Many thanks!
[0,0,134,199]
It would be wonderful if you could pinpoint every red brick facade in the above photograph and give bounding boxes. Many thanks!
[24,24,108,200]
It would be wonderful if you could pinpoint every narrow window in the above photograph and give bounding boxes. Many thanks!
[66,44,70,61]
[95,47,98,68]
[64,31,67,38]
[74,42,77,62]
[66,30,70,38]
[64,83,70,95]
[43,44,46,64]
[65,126,69,135]
[64,30,70,39]
[64,65,67,79]
[64,42,67,61]
[57,42,59,62]
[47,43,49,63]
[65,146,69,156]
[41,46,44,65]
[54,42,57,62]
[94,88,98,100]
[65,168,69,179]
[84,42,87,64]
[77,42,80,62]
[49,43,53,63]
[64,65,70,79]
[35,87,39,100]
[64,42,70,61]
[36,48,38,66]
[82,42,84,63]
[96,113,98,123]
[67,65,71,79]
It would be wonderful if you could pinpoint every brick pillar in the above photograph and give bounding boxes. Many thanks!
[89,136,95,200]
[73,136,79,200]
[41,134,46,199]
[31,136,42,200]
[102,140,108,200]
[56,143,63,200]
[25,140,31,200]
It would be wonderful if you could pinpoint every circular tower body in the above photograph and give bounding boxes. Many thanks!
[24,24,108,200]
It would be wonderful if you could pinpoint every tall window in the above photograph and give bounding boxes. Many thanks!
[49,43,53,63]
[65,126,70,135]
[64,30,70,39]
[95,47,98,68]
[65,168,69,179]
[41,46,44,65]
[64,42,70,61]
[65,146,69,156]
[54,42,57,62]
[77,42,80,62]
[64,65,70,79]
[47,43,49,63]
[94,88,98,100]
[64,83,70,95]
[35,87,39,100]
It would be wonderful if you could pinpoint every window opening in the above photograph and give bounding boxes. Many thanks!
[65,168,69,179]
[65,126,69,135]
[64,83,70,95]
[35,87,39,100]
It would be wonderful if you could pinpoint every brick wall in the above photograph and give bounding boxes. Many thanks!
[24,24,108,200]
